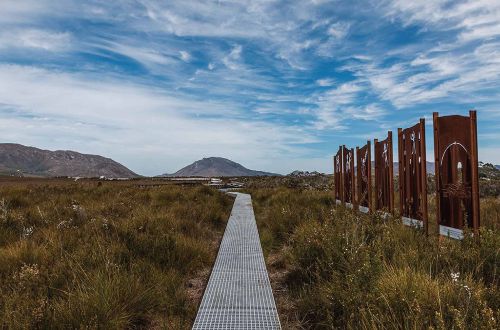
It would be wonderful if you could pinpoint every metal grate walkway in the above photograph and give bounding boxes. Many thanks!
[193,192,281,329]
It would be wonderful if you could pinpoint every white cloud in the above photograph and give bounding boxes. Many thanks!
[0,29,71,51]
[327,22,350,39]
[91,40,177,68]
[385,0,500,43]
[310,82,380,129]
[222,44,243,70]
[179,50,191,62]
[1,0,499,171]
[0,64,317,175]
[316,78,335,87]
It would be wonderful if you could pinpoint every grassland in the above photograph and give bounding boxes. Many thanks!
[248,179,499,329]
[0,178,233,329]
[1,174,498,329]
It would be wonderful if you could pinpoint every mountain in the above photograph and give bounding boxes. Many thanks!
[0,143,138,178]
[392,161,435,175]
[356,161,435,175]
[162,157,279,177]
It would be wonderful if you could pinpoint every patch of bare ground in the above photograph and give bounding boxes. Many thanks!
[267,248,304,329]
[186,267,211,305]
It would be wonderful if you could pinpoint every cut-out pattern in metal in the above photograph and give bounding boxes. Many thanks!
[356,141,371,213]
[398,119,428,232]
[433,111,480,239]
[374,131,394,213]
[342,146,355,208]
[334,146,343,204]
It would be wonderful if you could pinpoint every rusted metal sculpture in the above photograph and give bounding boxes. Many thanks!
[356,141,371,213]
[433,111,480,239]
[334,146,343,205]
[398,119,428,233]
[374,131,394,214]
[342,145,355,208]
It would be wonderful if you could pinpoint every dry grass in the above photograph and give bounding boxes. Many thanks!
[0,179,233,329]
[1,175,498,329]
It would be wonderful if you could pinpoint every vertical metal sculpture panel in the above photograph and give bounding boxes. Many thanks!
[374,131,394,213]
[433,111,480,239]
[334,146,343,205]
[398,119,428,233]
[342,145,355,208]
[356,141,371,214]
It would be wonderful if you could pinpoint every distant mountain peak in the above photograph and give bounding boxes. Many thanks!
[161,157,279,177]
[0,143,138,178]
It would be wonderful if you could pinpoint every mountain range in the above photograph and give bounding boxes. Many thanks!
[393,161,435,175]
[1,143,498,178]
[0,143,138,178]
[161,157,279,177]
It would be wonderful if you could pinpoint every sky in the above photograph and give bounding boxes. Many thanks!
[0,0,499,176]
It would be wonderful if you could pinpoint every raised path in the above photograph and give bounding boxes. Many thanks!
[193,192,281,329]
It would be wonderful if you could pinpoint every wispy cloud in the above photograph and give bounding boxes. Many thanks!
[179,50,191,62]
[0,64,318,174]
[327,22,350,39]
[0,0,499,171]
[0,29,71,51]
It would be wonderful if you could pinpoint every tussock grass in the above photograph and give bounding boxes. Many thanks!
[0,181,232,328]
[250,187,499,329]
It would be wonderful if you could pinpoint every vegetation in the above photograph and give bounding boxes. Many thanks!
[1,173,498,329]
[0,179,233,329]
[243,174,332,191]
[249,184,499,329]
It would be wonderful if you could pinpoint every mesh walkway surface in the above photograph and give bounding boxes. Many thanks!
[193,193,281,329]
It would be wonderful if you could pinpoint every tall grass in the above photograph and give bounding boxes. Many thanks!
[0,181,232,328]
[249,187,500,329]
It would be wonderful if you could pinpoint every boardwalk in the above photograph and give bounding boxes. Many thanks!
[193,193,281,329]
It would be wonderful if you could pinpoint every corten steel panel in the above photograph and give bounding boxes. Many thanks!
[398,119,428,233]
[356,141,372,212]
[433,111,480,236]
[342,146,355,205]
[334,146,344,204]
[374,131,394,213]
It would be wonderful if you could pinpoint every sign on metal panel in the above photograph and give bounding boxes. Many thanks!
[433,111,480,238]
[342,145,355,207]
[374,131,394,213]
[398,119,428,233]
[356,141,371,213]
[334,146,343,204]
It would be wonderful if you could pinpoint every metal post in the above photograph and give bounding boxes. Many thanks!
[470,110,480,235]
[420,118,429,236]
[433,112,441,236]
[388,131,394,214]
[367,140,372,213]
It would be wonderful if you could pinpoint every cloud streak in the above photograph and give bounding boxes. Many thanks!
[0,0,499,171]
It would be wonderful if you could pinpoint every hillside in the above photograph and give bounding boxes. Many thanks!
[162,157,279,177]
[393,161,435,174]
[0,143,138,178]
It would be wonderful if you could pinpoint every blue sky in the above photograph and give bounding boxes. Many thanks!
[0,0,499,175]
